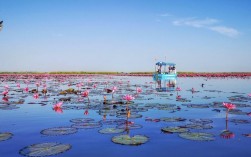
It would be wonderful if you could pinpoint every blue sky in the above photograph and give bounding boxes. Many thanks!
[0,0,251,72]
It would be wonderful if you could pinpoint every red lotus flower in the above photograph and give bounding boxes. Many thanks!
[2,97,8,102]
[136,87,142,93]
[24,87,29,92]
[33,93,39,99]
[82,90,89,97]
[176,87,181,91]
[4,85,9,90]
[223,102,236,110]
[220,130,235,139]
[53,102,63,113]
[2,91,8,96]
[84,109,89,115]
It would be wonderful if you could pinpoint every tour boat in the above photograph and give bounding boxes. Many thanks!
[153,61,177,80]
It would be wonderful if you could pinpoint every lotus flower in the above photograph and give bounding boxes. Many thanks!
[176,95,181,99]
[54,102,63,108]
[24,87,29,92]
[53,102,63,113]
[136,87,142,93]
[2,97,8,102]
[248,93,251,97]
[17,83,20,88]
[4,85,9,90]
[82,90,89,97]
[2,91,8,96]
[93,84,97,89]
[220,130,235,139]
[123,94,135,102]
[112,86,117,93]
[223,102,236,110]
[35,82,40,87]
[84,109,89,115]
[176,87,181,91]
[33,93,39,99]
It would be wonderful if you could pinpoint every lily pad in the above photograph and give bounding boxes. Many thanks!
[41,127,77,136]
[161,127,189,133]
[189,119,213,125]
[0,132,13,142]
[117,124,143,130]
[99,128,125,134]
[230,119,250,124]
[19,142,71,157]
[184,124,213,130]
[70,118,95,123]
[112,134,149,145]
[161,117,186,122]
[99,119,126,125]
[179,132,215,141]
[71,122,102,129]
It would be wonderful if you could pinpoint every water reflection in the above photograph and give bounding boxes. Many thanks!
[154,78,177,92]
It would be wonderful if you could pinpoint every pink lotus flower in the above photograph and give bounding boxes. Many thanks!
[4,85,9,90]
[220,130,235,139]
[112,86,117,93]
[36,82,40,87]
[123,94,135,102]
[53,102,63,113]
[2,91,8,96]
[84,109,89,115]
[248,93,251,97]
[33,93,39,99]
[24,87,29,92]
[17,83,20,88]
[93,84,97,89]
[223,102,236,110]
[54,102,63,108]
[82,90,89,97]
[176,87,181,91]
[2,97,8,102]
[136,87,142,93]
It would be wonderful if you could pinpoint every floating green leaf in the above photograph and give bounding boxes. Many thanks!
[71,122,102,129]
[0,132,13,142]
[70,118,95,123]
[99,128,125,134]
[41,127,77,136]
[161,127,189,133]
[112,135,149,145]
[179,132,215,141]
[19,142,71,157]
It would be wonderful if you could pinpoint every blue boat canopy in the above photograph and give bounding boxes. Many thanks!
[155,62,176,66]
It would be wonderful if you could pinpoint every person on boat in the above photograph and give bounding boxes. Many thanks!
[0,21,3,31]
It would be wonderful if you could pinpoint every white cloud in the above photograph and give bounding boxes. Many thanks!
[209,26,240,37]
[172,17,240,37]
[159,13,173,17]
[173,18,218,28]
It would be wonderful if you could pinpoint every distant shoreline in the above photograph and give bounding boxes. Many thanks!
[0,72,251,78]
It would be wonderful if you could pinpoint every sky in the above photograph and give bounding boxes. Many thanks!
[0,0,251,72]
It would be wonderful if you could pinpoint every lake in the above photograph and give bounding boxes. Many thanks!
[0,75,251,157]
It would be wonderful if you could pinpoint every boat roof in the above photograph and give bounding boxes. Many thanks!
[156,62,176,66]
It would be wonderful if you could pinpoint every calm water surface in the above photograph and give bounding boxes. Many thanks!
[0,76,251,157]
